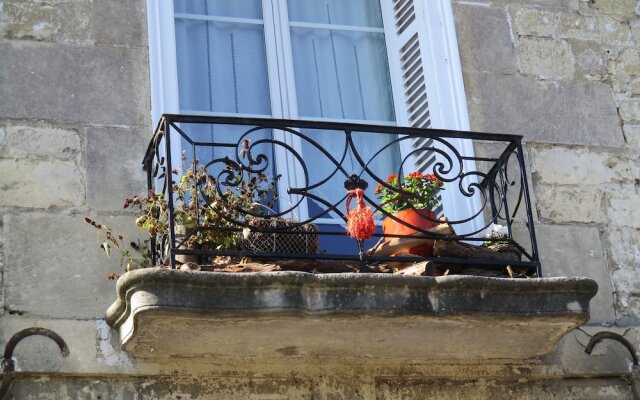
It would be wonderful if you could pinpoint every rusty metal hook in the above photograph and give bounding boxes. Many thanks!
[584,331,639,366]
[584,331,640,400]
[0,328,69,400]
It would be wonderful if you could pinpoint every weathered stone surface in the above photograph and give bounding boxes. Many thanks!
[107,269,596,360]
[608,187,640,227]
[3,213,142,319]
[0,0,92,44]
[86,126,148,211]
[0,123,81,160]
[619,98,640,122]
[602,227,640,270]
[378,378,632,400]
[614,293,640,323]
[0,41,150,126]
[631,78,640,95]
[517,38,574,79]
[582,0,640,19]
[511,7,558,38]
[611,48,640,78]
[512,7,631,44]
[529,146,633,185]
[91,0,147,46]
[453,4,517,73]
[610,267,640,294]
[535,185,607,224]
[554,327,635,376]
[0,158,84,209]
[623,124,640,147]
[8,374,634,400]
[571,40,616,77]
[536,224,616,323]
[9,376,315,400]
[471,74,624,146]
[493,0,579,9]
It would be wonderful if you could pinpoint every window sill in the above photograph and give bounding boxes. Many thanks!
[106,269,597,361]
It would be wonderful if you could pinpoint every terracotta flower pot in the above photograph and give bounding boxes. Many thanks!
[382,209,437,257]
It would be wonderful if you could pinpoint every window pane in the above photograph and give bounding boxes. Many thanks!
[290,28,395,121]
[175,19,271,115]
[174,0,262,19]
[287,0,383,27]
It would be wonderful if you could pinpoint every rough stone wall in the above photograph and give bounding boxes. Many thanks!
[0,0,639,398]
[454,0,640,326]
[0,0,150,321]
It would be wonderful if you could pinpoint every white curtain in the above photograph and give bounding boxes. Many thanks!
[174,0,272,170]
[288,0,401,216]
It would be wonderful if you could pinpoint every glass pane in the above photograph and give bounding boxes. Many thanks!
[297,128,401,220]
[174,0,262,19]
[175,19,271,115]
[287,0,383,27]
[290,28,394,121]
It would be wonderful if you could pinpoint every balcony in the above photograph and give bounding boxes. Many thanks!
[141,114,541,275]
[105,115,596,361]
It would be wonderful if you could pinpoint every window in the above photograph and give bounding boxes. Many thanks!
[147,0,482,237]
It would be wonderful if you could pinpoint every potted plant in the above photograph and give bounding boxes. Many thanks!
[374,172,443,257]
[86,154,282,275]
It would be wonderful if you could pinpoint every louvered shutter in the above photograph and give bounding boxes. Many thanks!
[382,0,444,215]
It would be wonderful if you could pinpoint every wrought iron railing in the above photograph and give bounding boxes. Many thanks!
[143,114,541,276]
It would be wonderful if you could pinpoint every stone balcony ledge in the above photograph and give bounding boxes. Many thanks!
[106,269,597,361]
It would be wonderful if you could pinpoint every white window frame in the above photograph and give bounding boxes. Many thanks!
[146,0,483,234]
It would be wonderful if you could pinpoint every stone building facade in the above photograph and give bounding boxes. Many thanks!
[0,0,639,398]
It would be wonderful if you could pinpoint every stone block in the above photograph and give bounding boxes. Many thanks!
[0,158,84,209]
[453,4,517,73]
[602,227,640,270]
[623,124,640,147]
[529,146,632,185]
[512,7,631,44]
[557,13,631,44]
[633,20,640,43]
[612,48,640,78]
[511,7,559,38]
[571,40,617,77]
[86,126,148,211]
[535,185,607,224]
[614,293,640,323]
[517,38,574,79]
[536,224,616,323]
[581,0,640,19]
[611,267,640,294]
[608,187,640,227]
[0,0,92,44]
[471,73,624,146]
[91,0,147,47]
[496,0,579,9]
[619,98,640,122]
[0,123,81,160]
[3,213,143,319]
[631,78,640,95]
[0,41,150,127]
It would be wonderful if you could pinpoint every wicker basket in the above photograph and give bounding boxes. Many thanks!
[240,216,319,255]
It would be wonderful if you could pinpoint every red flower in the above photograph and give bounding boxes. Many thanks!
[386,174,398,183]
[408,171,423,179]
[424,173,438,182]
[374,183,383,194]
